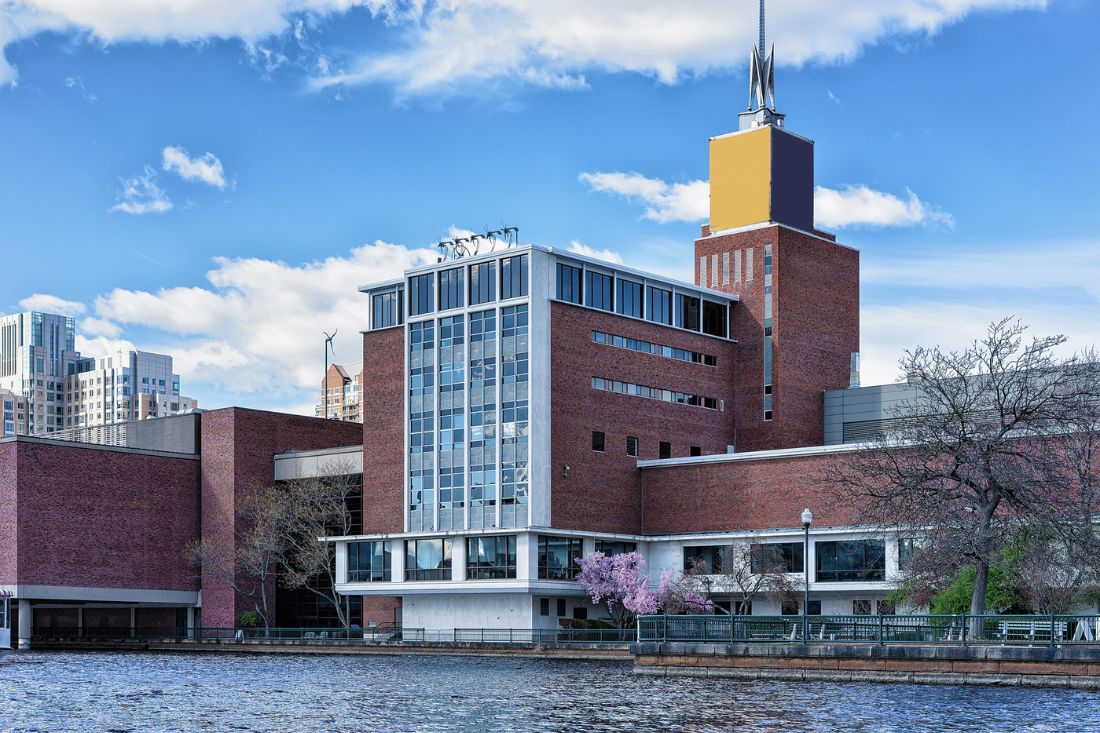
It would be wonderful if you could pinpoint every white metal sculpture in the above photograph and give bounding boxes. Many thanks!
[748,0,776,112]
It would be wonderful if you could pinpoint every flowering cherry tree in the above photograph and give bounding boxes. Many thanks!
[575,552,712,627]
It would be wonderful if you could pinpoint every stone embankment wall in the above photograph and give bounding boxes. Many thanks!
[633,642,1100,689]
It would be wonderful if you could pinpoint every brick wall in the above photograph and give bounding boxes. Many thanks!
[0,442,17,585]
[640,452,860,534]
[362,595,402,627]
[9,440,199,591]
[549,302,738,533]
[361,327,406,534]
[695,225,859,451]
[199,407,362,628]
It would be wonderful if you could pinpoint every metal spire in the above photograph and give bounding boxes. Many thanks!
[759,0,766,61]
[741,0,783,129]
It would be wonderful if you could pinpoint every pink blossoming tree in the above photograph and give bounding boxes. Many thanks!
[575,552,712,627]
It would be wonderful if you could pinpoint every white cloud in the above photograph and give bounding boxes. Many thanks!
[80,317,121,338]
[110,166,173,215]
[815,185,953,229]
[17,293,85,315]
[579,172,708,224]
[0,1,1045,91]
[566,240,624,265]
[309,0,1047,97]
[580,170,950,230]
[92,240,435,404]
[162,145,228,189]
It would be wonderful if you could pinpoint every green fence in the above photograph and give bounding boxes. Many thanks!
[636,614,1100,646]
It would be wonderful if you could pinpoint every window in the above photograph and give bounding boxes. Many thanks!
[540,598,550,616]
[616,279,643,318]
[501,254,529,299]
[592,377,718,410]
[572,607,588,620]
[815,540,886,582]
[408,321,436,531]
[500,304,530,523]
[750,543,804,574]
[659,441,671,459]
[405,538,452,581]
[626,436,639,457]
[689,446,702,457]
[372,290,402,329]
[877,599,896,616]
[469,261,497,305]
[439,267,465,311]
[408,273,435,316]
[468,310,498,526]
[348,541,390,582]
[595,541,636,557]
[556,263,582,304]
[781,600,800,616]
[683,546,724,574]
[557,599,567,617]
[676,293,701,331]
[898,537,929,569]
[538,536,583,580]
[591,431,605,452]
[852,600,873,616]
[466,535,517,579]
[646,286,672,325]
[591,331,717,366]
[584,270,613,311]
[807,600,822,616]
[702,301,728,338]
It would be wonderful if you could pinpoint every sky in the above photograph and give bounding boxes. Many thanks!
[1,0,1098,416]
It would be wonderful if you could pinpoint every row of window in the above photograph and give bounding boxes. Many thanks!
[591,331,717,366]
[683,539,888,582]
[372,255,531,329]
[556,262,729,338]
[347,536,637,583]
[591,431,702,459]
[592,377,719,410]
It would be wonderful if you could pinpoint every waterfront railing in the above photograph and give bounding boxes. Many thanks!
[636,613,1100,646]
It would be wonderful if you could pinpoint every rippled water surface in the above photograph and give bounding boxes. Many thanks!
[1,651,1099,732]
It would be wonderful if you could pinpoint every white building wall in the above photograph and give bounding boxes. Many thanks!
[402,593,536,631]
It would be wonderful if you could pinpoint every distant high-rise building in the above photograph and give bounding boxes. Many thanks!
[316,363,364,423]
[0,310,198,435]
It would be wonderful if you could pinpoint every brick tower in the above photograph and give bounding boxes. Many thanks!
[695,5,859,451]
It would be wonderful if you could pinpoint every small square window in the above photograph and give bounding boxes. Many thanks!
[572,607,588,620]
[764,411,773,421]
[807,601,822,616]
[690,446,702,457]
[853,600,873,616]
[592,431,605,452]
[659,441,671,459]
[540,598,550,616]
[556,599,566,617]
[626,436,639,457]
[781,600,800,616]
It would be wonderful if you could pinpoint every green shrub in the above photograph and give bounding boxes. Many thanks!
[238,610,262,628]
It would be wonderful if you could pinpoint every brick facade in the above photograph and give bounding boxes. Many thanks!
[549,302,738,533]
[1,439,199,591]
[695,225,859,452]
[199,407,362,628]
[361,327,406,534]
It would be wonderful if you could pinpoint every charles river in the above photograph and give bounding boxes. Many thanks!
[1,652,1098,732]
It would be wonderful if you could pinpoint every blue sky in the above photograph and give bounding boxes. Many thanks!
[1,0,1097,415]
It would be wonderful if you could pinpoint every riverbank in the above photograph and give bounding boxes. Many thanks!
[632,641,1100,689]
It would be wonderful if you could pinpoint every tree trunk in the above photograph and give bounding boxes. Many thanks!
[969,558,990,640]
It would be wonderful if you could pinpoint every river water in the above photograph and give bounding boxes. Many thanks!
[1,652,1097,732]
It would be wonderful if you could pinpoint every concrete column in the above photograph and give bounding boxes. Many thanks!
[17,599,31,650]
[186,607,196,639]
[391,539,406,583]
[77,607,84,638]
[452,538,467,582]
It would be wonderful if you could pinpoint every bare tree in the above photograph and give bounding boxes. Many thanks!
[1008,526,1098,614]
[829,318,1100,618]
[275,464,361,628]
[187,484,288,628]
[696,544,802,615]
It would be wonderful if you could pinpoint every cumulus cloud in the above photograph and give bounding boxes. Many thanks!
[814,185,954,229]
[579,172,709,224]
[566,240,624,265]
[110,166,173,215]
[80,317,121,338]
[92,240,435,402]
[18,293,85,315]
[0,1,1045,92]
[162,145,228,189]
[580,170,950,230]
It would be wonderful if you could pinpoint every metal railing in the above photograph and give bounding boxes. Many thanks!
[27,624,632,646]
[637,614,1100,646]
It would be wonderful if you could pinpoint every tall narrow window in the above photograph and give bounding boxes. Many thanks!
[763,244,774,421]
[702,301,728,338]
[408,321,436,531]
[592,431,605,452]
[501,254,529,299]
[626,436,639,457]
[408,273,435,316]
[439,267,465,311]
[556,263,582,304]
[616,279,643,318]
[469,261,496,305]
[676,294,701,331]
[646,286,672,325]
[437,315,465,531]
[469,309,498,530]
[584,271,613,312]
[659,441,671,459]
[500,304,529,528]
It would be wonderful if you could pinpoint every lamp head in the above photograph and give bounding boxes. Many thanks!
[801,508,813,526]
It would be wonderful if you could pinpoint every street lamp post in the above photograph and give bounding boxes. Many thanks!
[801,507,813,644]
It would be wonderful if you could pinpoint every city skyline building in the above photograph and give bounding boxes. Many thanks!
[316,362,365,423]
[0,310,198,436]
